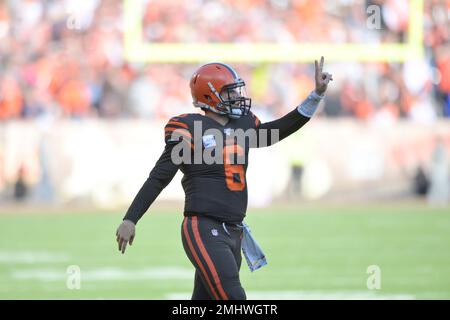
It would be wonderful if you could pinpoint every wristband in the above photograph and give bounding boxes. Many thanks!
[297,91,324,118]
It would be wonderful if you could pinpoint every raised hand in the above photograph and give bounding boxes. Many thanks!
[314,56,333,96]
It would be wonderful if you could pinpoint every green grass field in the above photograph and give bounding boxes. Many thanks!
[0,205,449,299]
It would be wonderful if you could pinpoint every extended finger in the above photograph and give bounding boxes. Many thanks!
[121,240,128,254]
[315,60,319,80]
[129,234,135,246]
[320,56,324,72]
[118,237,123,251]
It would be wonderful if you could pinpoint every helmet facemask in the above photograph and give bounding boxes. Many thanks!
[207,81,252,119]
[219,82,252,119]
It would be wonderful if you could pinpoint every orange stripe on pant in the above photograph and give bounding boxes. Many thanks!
[191,216,229,300]
[182,217,220,300]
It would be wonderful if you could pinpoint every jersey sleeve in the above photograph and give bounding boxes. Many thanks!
[122,115,192,224]
[251,108,310,148]
[122,143,179,224]
[249,111,261,129]
[164,115,193,150]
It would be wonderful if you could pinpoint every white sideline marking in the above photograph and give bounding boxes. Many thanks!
[0,251,70,264]
[166,290,415,300]
[12,267,193,281]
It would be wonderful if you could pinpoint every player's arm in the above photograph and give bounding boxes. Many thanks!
[254,56,332,147]
[116,118,191,254]
[123,144,179,225]
[116,144,179,254]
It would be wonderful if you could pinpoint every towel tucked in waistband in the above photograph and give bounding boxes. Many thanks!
[241,222,268,272]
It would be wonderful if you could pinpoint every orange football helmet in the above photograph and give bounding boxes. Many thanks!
[190,62,251,119]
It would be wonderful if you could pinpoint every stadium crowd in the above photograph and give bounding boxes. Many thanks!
[0,0,449,122]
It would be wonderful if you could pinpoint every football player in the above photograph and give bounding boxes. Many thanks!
[116,57,332,300]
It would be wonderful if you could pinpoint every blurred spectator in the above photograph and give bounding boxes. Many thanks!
[0,0,448,121]
[14,165,28,202]
[427,138,450,206]
[0,75,23,119]
[413,164,429,196]
[287,162,304,200]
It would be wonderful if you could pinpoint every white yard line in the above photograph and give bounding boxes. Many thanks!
[166,290,415,300]
[0,251,70,264]
[11,267,193,281]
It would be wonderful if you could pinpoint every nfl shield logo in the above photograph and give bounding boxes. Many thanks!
[211,229,218,237]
